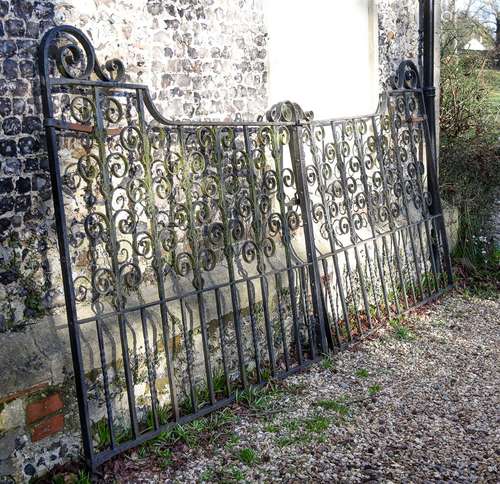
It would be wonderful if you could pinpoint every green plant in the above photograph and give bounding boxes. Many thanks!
[320,353,335,370]
[92,418,111,450]
[224,432,240,449]
[200,468,215,482]
[316,399,350,416]
[235,383,281,412]
[264,422,279,433]
[238,447,258,465]
[0,231,50,331]
[304,415,330,433]
[389,318,414,341]
[440,53,500,294]
[355,368,369,378]
[230,467,245,481]
[368,384,382,396]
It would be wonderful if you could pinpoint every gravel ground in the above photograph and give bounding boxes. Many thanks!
[102,292,499,483]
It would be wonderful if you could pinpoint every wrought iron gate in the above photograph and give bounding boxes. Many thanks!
[39,26,452,470]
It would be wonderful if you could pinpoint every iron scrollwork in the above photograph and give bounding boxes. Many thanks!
[39,25,452,472]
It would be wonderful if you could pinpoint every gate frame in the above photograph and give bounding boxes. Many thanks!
[38,4,452,471]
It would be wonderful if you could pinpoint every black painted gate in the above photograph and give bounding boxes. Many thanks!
[39,26,452,470]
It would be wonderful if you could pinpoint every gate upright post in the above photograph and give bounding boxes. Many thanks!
[267,102,331,354]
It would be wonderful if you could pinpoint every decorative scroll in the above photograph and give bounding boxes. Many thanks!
[39,25,452,471]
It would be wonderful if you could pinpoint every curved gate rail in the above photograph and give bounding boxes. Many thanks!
[38,26,452,470]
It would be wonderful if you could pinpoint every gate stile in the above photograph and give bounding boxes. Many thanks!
[39,26,452,471]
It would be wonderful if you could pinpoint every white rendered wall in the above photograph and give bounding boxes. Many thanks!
[263,0,379,119]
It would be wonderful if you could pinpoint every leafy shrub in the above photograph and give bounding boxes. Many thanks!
[439,54,500,282]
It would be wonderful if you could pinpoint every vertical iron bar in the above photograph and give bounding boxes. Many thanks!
[245,281,263,383]
[93,87,139,438]
[291,122,336,352]
[180,298,198,413]
[370,114,409,310]
[351,119,391,318]
[260,276,277,375]
[242,126,276,373]
[95,319,116,449]
[331,121,371,332]
[214,289,231,396]
[139,308,159,430]
[214,128,248,389]
[298,265,318,358]
[270,128,304,366]
[387,97,426,301]
[177,125,216,405]
[274,272,291,371]
[136,89,180,421]
[321,258,342,346]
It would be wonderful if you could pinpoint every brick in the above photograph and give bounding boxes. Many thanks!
[26,393,63,424]
[31,414,64,442]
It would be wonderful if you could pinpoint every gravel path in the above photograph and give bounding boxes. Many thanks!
[103,292,499,483]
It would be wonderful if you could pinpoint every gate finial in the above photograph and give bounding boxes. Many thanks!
[390,60,421,90]
[265,100,314,123]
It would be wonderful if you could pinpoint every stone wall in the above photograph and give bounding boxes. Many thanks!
[0,1,424,481]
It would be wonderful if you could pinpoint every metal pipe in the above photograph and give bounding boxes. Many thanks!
[422,0,438,175]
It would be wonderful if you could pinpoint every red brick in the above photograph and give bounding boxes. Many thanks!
[26,393,63,424]
[31,414,64,442]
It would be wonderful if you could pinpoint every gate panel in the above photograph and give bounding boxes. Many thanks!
[40,26,324,469]
[39,27,451,470]
[300,61,452,347]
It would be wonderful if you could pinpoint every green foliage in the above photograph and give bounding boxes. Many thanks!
[355,368,369,378]
[199,468,215,482]
[304,415,330,433]
[238,447,258,465]
[0,231,49,330]
[440,54,500,292]
[230,467,245,481]
[368,384,382,396]
[263,422,279,433]
[235,383,282,412]
[320,353,335,370]
[316,399,350,416]
[389,317,414,341]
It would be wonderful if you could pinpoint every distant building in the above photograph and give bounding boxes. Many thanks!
[463,37,488,51]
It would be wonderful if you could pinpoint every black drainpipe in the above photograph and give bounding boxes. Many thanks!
[420,0,454,286]
[421,0,438,175]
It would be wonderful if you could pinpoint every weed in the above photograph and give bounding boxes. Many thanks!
[92,419,110,450]
[230,467,245,481]
[235,384,280,412]
[389,317,414,341]
[224,432,240,449]
[75,472,92,484]
[156,448,173,469]
[276,435,296,447]
[304,415,330,433]
[200,468,215,482]
[264,422,279,433]
[320,353,335,370]
[368,384,382,396]
[284,418,300,432]
[316,399,350,416]
[238,447,258,465]
[355,368,369,378]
